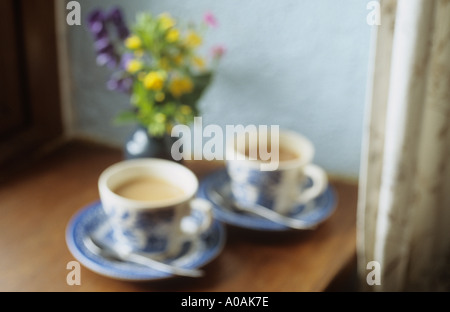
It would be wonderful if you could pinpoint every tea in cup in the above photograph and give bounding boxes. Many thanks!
[225,129,328,215]
[98,158,212,257]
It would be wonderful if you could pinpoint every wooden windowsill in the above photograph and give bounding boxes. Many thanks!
[0,139,357,291]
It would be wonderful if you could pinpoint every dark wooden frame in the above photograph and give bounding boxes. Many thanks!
[0,0,63,166]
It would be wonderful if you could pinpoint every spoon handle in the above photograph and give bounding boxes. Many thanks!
[126,252,204,278]
[235,202,316,230]
[84,235,204,278]
[208,189,316,230]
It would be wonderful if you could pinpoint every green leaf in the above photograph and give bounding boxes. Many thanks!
[180,72,213,106]
[133,13,156,52]
[133,80,153,112]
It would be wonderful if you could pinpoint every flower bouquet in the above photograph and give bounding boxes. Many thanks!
[87,7,224,157]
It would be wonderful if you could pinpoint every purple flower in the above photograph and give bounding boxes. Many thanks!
[106,7,130,40]
[106,76,120,91]
[94,37,112,53]
[119,77,133,93]
[87,9,104,26]
[87,7,129,70]
[107,75,133,93]
[97,52,118,69]
[87,9,108,39]
[119,53,134,71]
[107,7,122,23]
[117,25,130,41]
[94,40,119,68]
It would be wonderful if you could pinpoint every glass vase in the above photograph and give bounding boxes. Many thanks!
[123,125,177,161]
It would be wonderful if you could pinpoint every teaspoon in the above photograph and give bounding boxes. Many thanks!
[208,188,317,230]
[83,234,204,278]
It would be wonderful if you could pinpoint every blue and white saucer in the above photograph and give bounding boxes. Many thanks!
[65,201,226,281]
[197,169,337,231]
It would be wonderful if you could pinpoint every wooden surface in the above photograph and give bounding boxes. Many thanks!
[0,140,357,292]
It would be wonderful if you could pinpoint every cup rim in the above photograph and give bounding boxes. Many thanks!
[98,158,198,209]
[225,129,315,170]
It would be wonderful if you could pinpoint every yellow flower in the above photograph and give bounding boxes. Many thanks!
[125,35,142,50]
[180,78,193,93]
[158,57,170,70]
[154,113,166,123]
[173,53,184,65]
[126,59,143,73]
[143,71,166,91]
[169,76,194,98]
[180,105,192,115]
[134,49,145,58]
[192,56,205,69]
[166,28,180,43]
[158,13,176,30]
[155,92,165,102]
[138,72,146,81]
[185,31,202,48]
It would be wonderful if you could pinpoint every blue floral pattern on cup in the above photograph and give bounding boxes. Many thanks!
[227,162,283,209]
[105,205,176,253]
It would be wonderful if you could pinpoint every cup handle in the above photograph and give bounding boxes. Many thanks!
[181,198,213,236]
[297,164,328,204]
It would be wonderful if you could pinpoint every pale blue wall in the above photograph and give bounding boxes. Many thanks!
[67,0,372,178]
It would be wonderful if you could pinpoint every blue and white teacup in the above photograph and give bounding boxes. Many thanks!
[98,159,212,257]
[226,129,328,215]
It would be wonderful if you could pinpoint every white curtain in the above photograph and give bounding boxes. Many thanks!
[357,0,450,291]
